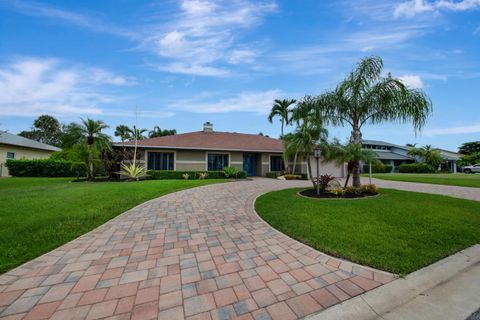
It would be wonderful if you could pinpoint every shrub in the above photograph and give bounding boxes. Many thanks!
[362,163,392,173]
[399,163,435,173]
[284,174,302,180]
[118,163,148,181]
[330,187,346,196]
[223,166,240,179]
[198,172,208,180]
[146,170,245,180]
[360,184,378,194]
[317,174,336,192]
[266,171,279,179]
[182,173,190,180]
[6,159,87,177]
[345,186,360,195]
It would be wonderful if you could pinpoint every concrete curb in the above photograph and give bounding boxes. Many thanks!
[305,244,480,320]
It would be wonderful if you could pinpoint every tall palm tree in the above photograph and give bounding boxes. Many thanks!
[268,99,296,139]
[407,144,442,168]
[63,118,111,180]
[316,56,432,187]
[128,126,148,141]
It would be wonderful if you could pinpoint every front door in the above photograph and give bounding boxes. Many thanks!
[243,153,256,176]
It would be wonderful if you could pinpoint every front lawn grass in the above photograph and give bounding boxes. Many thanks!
[0,178,223,273]
[256,188,480,275]
[364,173,480,188]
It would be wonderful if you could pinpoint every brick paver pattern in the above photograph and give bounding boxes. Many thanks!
[0,179,395,320]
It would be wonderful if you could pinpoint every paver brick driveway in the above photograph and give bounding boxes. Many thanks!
[0,179,394,320]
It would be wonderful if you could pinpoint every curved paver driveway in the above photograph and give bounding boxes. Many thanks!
[0,179,394,320]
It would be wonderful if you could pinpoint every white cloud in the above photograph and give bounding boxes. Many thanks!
[140,0,277,76]
[394,0,480,18]
[398,74,424,88]
[172,89,284,114]
[0,57,131,117]
[424,123,480,136]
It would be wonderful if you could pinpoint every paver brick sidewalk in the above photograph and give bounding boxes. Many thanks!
[0,179,394,320]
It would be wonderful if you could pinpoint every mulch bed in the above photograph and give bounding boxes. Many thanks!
[299,188,378,199]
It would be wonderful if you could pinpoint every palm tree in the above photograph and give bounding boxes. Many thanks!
[407,144,442,168]
[149,126,177,138]
[128,126,148,141]
[268,99,296,139]
[114,125,132,144]
[326,140,376,188]
[63,118,111,180]
[315,56,432,187]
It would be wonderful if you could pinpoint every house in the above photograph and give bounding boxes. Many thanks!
[115,122,345,177]
[0,131,61,177]
[361,140,462,173]
[361,140,415,172]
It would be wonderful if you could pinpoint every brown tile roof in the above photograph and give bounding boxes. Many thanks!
[115,131,283,152]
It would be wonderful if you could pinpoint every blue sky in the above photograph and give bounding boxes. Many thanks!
[0,0,479,150]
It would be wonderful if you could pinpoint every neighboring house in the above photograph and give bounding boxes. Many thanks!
[434,148,461,173]
[361,140,462,173]
[0,131,61,177]
[361,140,414,172]
[115,122,345,177]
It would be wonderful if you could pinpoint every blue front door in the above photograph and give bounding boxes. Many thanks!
[243,153,256,176]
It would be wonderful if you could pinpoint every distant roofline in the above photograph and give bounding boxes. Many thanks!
[113,145,283,153]
[362,139,409,150]
[0,131,61,152]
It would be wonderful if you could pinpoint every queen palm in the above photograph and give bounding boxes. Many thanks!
[63,118,111,180]
[268,99,296,139]
[114,125,132,144]
[407,144,442,168]
[316,56,432,187]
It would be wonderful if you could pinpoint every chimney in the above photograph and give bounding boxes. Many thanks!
[203,122,213,133]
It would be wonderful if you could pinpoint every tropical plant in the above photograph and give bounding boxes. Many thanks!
[314,56,432,187]
[149,126,177,138]
[458,152,480,167]
[62,118,111,180]
[268,99,296,139]
[326,140,376,188]
[128,126,148,140]
[317,174,336,192]
[118,163,148,181]
[223,166,241,179]
[360,184,378,194]
[407,145,443,169]
[114,125,132,144]
[182,173,190,180]
[198,172,208,180]
[18,115,63,146]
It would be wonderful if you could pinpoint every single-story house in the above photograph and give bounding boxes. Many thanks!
[361,140,462,173]
[115,122,345,177]
[0,131,61,177]
[361,140,415,172]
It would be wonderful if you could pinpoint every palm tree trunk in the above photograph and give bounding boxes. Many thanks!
[281,120,288,172]
[344,172,351,188]
[351,125,362,187]
[306,155,316,189]
[88,143,93,180]
[292,152,298,174]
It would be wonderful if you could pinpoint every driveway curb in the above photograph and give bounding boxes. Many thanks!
[305,244,480,320]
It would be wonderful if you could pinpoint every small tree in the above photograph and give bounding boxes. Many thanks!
[407,145,443,169]
[63,118,111,180]
[459,141,480,155]
[149,126,177,138]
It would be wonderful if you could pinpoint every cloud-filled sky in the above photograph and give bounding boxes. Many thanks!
[0,0,479,150]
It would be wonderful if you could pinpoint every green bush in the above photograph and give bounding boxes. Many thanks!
[6,159,87,177]
[147,170,246,180]
[362,164,392,173]
[399,163,436,173]
[266,171,280,178]
[223,166,240,179]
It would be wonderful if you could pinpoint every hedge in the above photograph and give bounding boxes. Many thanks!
[147,170,246,180]
[266,171,280,178]
[398,163,436,173]
[362,164,393,173]
[6,159,87,177]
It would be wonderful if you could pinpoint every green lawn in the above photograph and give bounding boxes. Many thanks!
[0,178,223,273]
[256,188,480,275]
[364,173,480,188]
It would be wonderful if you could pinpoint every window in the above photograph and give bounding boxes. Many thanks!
[207,153,229,171]
[6,152,15,160]
[270,155,284,172]
[147,152,174,170]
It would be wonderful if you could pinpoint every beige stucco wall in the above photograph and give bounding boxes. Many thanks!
[0,144,54,177]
